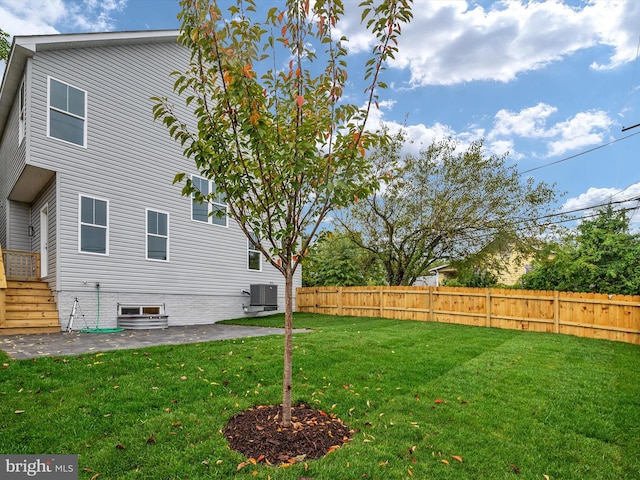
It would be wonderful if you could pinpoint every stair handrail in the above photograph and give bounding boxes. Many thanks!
[0,244,6,328]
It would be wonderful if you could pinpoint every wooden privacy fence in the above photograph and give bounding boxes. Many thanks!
[296,286,640,345]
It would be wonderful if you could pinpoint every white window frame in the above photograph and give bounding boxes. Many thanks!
[191,175,228,227]
[248,231,262,271]
[146,208,169,262]
[47,76,87,148]
[118,305,164,316]
[18,79,26,144]
[78,194,109,256]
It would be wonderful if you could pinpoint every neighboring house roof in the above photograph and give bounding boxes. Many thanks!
[0,29,179,138]
[428,264,450,273]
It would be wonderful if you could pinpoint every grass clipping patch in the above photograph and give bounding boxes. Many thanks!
[223,404,353,465]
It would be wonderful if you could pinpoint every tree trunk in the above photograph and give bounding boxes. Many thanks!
[282,270,293,427]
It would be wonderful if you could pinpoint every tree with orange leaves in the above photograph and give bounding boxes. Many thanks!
[153,0,412,427]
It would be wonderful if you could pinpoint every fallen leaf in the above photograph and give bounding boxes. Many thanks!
[237,461,250,471]
[146,433,156,444]
[441,459,449,465]
[434,398,443,404]
[90,474,101,480]
[115,444,126,450]
[408,468,414,476]
[14,410,25,414]
[452,455,463,463]
[327,445,341,454]
[510,464,521,474]
[249,458,257,465]
[543,476,550,480]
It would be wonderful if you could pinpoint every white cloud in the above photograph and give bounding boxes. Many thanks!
[562,184,640,231]
[0,0,64,37]
[491,103,558,139]
[487,103,613,157]
[545,110,613,156]
[0,0,127,36]
[338,0,639,86]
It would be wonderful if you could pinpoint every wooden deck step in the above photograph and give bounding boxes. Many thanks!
[1,280,60,335]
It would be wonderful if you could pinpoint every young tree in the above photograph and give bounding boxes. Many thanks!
[522,205,640,294]
[152,0,412,426]
[337,136,561,285]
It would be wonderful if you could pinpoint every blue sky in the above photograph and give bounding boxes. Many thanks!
[2,0,639,230]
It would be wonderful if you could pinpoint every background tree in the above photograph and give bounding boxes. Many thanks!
[302,230,386,287]
[522,205,640,294]
[153,0,413,426]
[337,135,561,286]
[0,28,10,62]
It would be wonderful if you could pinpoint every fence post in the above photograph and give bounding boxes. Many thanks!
[486,288,491,328]
[337,287,343,316]
[429,287,435,322]
[379,287,384,318]
[313,288,318,314]
[553,290,560,334]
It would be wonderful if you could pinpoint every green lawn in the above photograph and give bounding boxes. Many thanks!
[1,313,639,479]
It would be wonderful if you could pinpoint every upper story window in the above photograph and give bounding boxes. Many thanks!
[79,195,108,255]
[18,80,26,143]
[191,175,227,227]
[147,209,169,261]
[248,231,262,271]
[48,77,86,147]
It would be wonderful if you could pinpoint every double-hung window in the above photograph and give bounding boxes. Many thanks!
[48,77,86,147]
[248,231,262,271]
[147,209,169,261]
[18,80,26,143]
[191,175,227,226]
[79,195,108,255]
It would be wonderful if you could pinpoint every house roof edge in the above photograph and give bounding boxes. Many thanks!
[0,30,180,137]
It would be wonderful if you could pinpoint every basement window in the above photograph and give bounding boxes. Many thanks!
[118,305,163,316]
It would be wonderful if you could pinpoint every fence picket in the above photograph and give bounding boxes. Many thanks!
[297,286,640,345]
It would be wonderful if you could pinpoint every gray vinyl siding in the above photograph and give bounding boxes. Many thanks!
[25,38,298,313]
[7,201,30,251]
[0,69,28,248]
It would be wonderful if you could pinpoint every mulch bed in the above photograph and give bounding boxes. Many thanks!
[223,404,353,465]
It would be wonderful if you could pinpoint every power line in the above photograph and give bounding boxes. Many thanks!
[518,129,640,175]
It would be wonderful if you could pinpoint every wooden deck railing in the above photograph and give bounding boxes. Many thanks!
[2,249,40,281]
[297,286,640,345]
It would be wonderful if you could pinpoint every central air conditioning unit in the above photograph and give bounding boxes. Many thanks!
[243,284,278,313]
